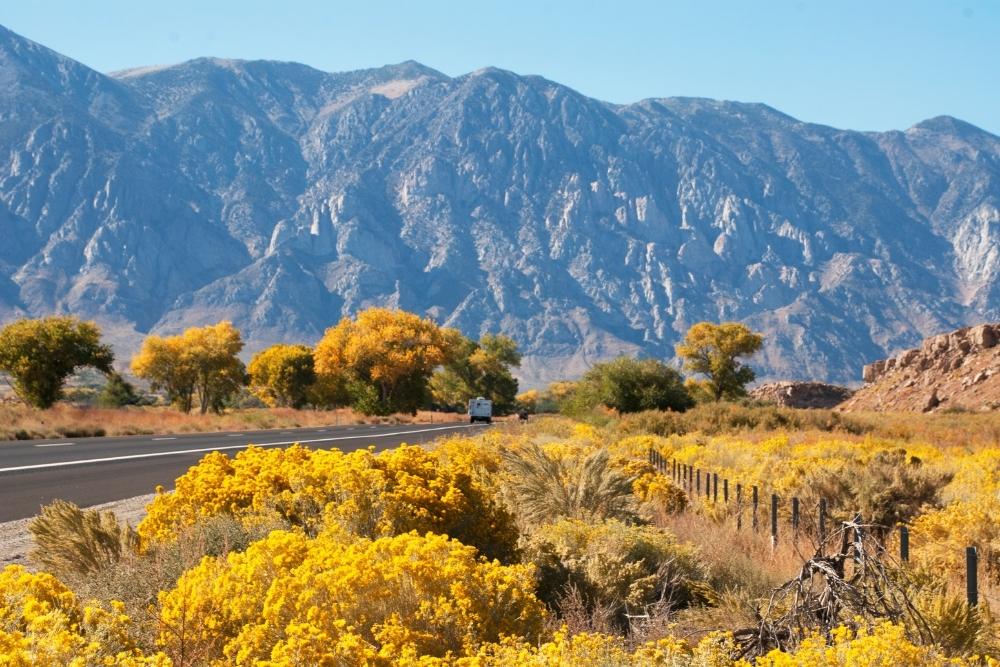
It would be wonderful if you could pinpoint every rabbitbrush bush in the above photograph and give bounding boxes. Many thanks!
[138,442,519,562]
[13,413,1000,664]
[155,528,545,665]
[0,565,169,666]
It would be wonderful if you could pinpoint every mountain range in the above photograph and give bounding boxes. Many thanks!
[1,24,998,387]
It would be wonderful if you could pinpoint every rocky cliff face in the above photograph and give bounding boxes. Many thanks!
[749,382,853,409]
[1,25,999,386]
[840,324,1000,412]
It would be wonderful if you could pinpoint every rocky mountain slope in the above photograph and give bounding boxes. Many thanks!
[1,25,999,386]
[840,324,1000,412]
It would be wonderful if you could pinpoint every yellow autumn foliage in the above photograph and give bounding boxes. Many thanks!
[314,307,460,414]
[0,565,170,666]
[753,621,984,666]
[156,529,546,665]
[138,442,519,562]
[131,321,245,414]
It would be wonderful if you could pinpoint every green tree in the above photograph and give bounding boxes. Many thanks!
[0,316,114,409]
[579,356,693,414]
[97,372,142,407]
[247,344,316,408]
[131,321,246,414]
[675,321,763,401]
[430,333,521,413]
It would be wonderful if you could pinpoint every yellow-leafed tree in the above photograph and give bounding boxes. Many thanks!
[0,316,114,408]
[314,308,459,415]
[247,343,316,408]
[675,321,763,401]
[131,321,246,414]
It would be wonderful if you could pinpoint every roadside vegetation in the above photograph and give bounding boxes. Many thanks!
[8,311,1000,663]
[8,411,1000,664]
[0,403,454,441]
[0,308,524,440]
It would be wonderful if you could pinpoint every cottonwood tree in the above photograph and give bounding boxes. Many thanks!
[675,321,763,401]
[572,356,693,414]
[0,316,114,408]
[314,308,457,415]
[247,344,316,409]
[131,321,246,414]
[430,333,521,412]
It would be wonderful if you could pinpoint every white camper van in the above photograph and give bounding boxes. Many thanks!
[468,397,493,424]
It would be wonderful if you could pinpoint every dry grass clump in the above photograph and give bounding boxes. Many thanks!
[28,500,140,582]
[0,403,458,442]
[502,444,638,525]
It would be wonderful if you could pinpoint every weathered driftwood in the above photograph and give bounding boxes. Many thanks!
[732,517,932,659]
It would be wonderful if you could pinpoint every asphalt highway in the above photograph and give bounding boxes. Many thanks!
[0,421,482,522]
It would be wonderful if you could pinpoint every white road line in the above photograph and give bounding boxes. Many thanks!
[34,442,74,448]
[0,425,476,474]
[152,437,177,441]
[226,433,245,437]
[280,431,293,434]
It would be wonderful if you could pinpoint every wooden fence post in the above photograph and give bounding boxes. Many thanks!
[696,469,701,495]
[770,494,779,546]
[818,498,827,541]
[736,484,743,530]
[723,478,729,504]
[752,486,759,532]
[900,526,909,563]
[791,497,800,538]
[712,473,718,503]
[967,547,979,607]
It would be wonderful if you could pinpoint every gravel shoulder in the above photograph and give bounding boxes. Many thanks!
[0,494,154,570]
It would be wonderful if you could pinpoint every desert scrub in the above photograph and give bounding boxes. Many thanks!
[29,500,139,583]
[156,529,545,665]
[0,565,170,665]
[470,627,735,666]
[138,443,519,562]
[501,444,640,526]
[753,621,980,666]
[523,518,711,628]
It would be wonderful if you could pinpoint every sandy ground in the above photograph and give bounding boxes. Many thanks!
[0,494,154,570]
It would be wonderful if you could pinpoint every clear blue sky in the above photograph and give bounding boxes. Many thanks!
[3,1,997,134]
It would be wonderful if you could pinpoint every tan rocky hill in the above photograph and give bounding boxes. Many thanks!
[750,381,854,409]
[839,324,1000,412]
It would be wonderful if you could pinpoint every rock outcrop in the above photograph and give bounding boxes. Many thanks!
[1,25,1000,387]
[750,381,854,409]
[841,324,1000,412]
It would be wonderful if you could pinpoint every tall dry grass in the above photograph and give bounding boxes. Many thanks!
[0,403,462,441]
[611,402,1000,451]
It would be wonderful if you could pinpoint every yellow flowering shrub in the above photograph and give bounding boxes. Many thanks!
[0,565,169,666]
[465,627,734,666]
[754,621,977,666]
[910,498,1000,574]
[157,529,545,665]
[139,443,519,562]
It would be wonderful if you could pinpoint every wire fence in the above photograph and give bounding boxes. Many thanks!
[647,448,985,608]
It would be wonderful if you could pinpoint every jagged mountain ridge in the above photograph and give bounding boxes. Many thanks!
[1,24,998,387]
